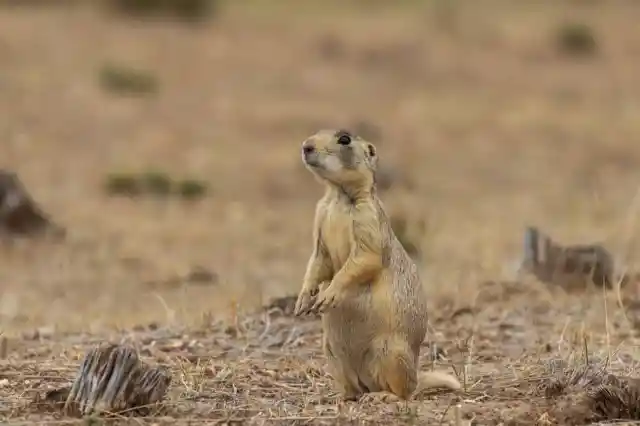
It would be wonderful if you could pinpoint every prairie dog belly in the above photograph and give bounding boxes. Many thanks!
[321,277,390,353]
[321,287,374,365]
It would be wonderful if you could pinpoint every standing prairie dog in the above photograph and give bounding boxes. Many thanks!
[294,129,461,402]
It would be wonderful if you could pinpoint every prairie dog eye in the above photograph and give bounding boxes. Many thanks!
[336,130,352,146]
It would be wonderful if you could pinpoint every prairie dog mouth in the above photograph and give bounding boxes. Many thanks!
[302,150,320,167]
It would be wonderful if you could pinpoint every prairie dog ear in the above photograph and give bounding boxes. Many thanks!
[365,142,378,170]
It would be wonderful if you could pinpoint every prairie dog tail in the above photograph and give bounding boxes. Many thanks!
[416,371,462,393]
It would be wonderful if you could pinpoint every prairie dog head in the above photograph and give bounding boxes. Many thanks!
[301,129,378,189]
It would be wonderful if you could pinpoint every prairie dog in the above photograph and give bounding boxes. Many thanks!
[294,129,461,402]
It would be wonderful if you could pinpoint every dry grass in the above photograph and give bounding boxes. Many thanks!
[5,289,640,425]
[1,0,640,424]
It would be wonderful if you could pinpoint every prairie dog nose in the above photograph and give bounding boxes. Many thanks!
[302,141,316,155]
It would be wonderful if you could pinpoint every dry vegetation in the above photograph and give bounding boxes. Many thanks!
[1,0,640,424]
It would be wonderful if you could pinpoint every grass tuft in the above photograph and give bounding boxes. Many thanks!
[103,170,209,200]
[104,173,142,196]
[141,171,173,197]
[175,179,208,200]
[557,22,597,56]
[105,0,218,23]
[99,64,159,96]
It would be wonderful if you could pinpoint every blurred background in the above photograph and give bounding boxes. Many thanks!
[0,0,639,335]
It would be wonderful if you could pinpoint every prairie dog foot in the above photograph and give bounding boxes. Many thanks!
[294,281,331,316]
[307,282,347,314]
[358,392,401,404]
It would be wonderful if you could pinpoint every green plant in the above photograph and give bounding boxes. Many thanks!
[171,0,215,22]
[557,22,597,56]
[104,173,142,196]
[106,0,217,23]
[99,64,159,96]
[140,171,172,196]
[108,0,156,16]
[176,179,208,200]
[104,170,209,200]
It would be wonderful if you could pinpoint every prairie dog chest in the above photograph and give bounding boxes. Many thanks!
[320,201,353,271]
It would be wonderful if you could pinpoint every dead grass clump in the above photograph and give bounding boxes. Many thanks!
[536,356,640,424]
[46,343,171,417]
[0,170,65,238]
[587,383,640,421]
[104,171,209,200]
[588,383,640,421]
[540,358,614,398]
[105,0,217,23]
[99,64,159,96]
[521,226,615,291]
[557,22,597,56]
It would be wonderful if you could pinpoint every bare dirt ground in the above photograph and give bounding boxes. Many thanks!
[2,1,640,424]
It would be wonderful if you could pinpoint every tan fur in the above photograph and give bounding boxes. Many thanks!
[294,129,461,402]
